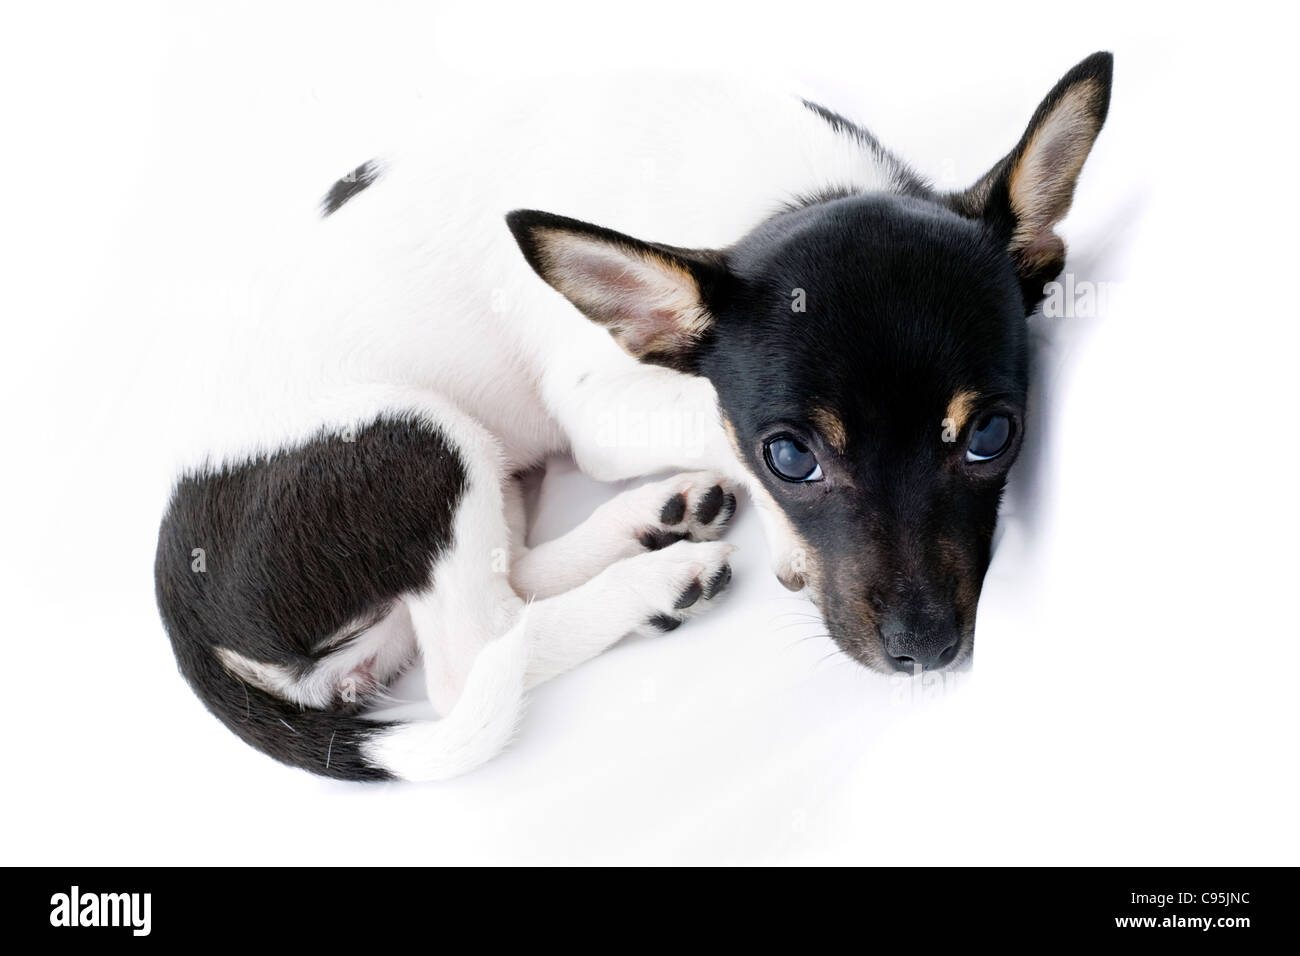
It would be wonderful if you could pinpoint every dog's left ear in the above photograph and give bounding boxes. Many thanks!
[506,209,727,373]
[948,51,1113,311]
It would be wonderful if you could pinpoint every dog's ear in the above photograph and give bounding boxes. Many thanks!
[948,51,1113,311]
[506,210,727,373]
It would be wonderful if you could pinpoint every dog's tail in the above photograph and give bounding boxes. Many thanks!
[170,622,529,783]
[360,624,529,781]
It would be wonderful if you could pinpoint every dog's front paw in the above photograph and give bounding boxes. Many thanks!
[633,472,738,551]
[619,539,735,636]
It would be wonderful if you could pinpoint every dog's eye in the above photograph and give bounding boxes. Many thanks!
[764,436,823,482]
[965,414,1012,462]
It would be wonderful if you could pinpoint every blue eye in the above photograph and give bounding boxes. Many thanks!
[966,414,1012,462]
[764,435,823,482]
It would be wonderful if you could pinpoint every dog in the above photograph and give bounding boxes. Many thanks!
[154,53,1113,780]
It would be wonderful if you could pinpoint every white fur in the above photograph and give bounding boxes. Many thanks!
[510,471,735,599]
[173,74,896,779]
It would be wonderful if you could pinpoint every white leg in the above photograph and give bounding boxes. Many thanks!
[510,470,738,600]
[544,362,744,483]
[404,409,525,715]
[520,538,736,689]
[411,487,736,706]
[405,406,737,713]
[383,529,736,783]
[326,388,740,781]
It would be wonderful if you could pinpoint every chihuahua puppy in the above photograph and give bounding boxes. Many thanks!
[155,54,1112,780]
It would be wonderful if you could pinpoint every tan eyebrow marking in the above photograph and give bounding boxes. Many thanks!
[808,407,847,453]
[945,390,980,435]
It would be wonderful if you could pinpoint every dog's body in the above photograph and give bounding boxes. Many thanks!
[156,58,1112,780]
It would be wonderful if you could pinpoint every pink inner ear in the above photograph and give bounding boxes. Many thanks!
[1008,80,1103,256]
[582,252,658,310]
[550,235,703,355]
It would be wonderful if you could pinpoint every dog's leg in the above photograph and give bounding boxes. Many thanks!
[510,471,737,600]
[544,362,743,483]
[243,386,739,781]
[394,398,735,716]
[411,460,736,708]
[520,537,735,689]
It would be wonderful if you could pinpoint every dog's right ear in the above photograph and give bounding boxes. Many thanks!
[948,51,1113,312]
[506,210,728,374]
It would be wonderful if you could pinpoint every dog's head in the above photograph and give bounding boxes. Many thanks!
[508,53,1112,673]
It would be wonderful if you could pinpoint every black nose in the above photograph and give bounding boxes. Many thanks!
[880,608,962,673]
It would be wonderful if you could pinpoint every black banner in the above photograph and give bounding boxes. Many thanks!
[10,867,1284,942]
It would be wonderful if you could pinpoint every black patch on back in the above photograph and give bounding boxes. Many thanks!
[154,415,467,780]
[320,160,382,216]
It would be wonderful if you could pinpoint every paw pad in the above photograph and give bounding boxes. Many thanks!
[639,528,688,551]
[703,563,732,599]
[642,556,733,635]
[694,485,724,524]
[674,579,703,609]
[633,474,737,554]
[659,493,687,525]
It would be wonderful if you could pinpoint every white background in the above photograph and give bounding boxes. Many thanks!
[4,2,1297,864]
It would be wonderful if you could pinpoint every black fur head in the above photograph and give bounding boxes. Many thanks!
[508,53,1112,673]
